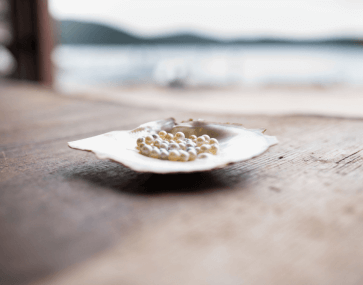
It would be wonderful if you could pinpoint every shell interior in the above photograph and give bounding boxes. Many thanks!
[68,118,278,173]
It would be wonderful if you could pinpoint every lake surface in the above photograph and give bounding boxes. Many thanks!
[53,44,363,87]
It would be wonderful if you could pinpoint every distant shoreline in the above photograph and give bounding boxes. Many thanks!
[58,41,363,47]
[57,20,363,46]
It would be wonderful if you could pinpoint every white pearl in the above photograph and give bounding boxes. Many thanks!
[145,135,154,145]
[202,135,210,143]
[141,145,152,156]
[200,144,211,153]
[152,134,160,140]
[165,133,174,141]
[137,137,145,146]
[160,149,169,160]
[154,139,162,148]
[190,135,197,140]
[159,131,167,139]
[175,132,185,140]
[198,153,212,159]
[150,147,161,159]
[169,142,179,150]
[187,149,197,161]
[186,142,195,149]
[138,142,146,150]
[179,143,186,150]
[209,138,219,145]
[179,150,189,162]
[186,147,195,152]
[160,143,168,149]
[195,147,202,154]
[210,144,219,155]
[196,136,205,146]
[168,150,180,161]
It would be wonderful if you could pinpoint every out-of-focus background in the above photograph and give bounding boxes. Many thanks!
[52,0,363,89]
[2,0,363,90]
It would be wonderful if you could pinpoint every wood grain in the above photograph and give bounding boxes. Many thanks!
[1,82,363,285]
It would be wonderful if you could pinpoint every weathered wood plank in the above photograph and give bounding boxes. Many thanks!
[1,83,363,285]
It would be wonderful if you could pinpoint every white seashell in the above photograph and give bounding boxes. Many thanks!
[68,118,278,174]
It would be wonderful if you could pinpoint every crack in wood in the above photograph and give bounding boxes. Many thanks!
[335,149,363,164]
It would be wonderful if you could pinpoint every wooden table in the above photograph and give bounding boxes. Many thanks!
[1,82,363,285]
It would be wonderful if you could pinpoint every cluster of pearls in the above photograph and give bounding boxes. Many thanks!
[136,131,219,162]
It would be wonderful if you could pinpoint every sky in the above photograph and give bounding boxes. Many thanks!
[49,0,363,39]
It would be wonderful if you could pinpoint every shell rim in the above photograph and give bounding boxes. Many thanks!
[68,118,278,174]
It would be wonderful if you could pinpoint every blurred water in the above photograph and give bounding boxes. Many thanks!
[53,44,363,87]
[0,45,16,76]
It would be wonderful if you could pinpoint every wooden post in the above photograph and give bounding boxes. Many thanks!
[8,0,53,86]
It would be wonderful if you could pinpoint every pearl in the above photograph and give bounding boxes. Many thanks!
[137,142,146,150]
[168,150,180,161]
[186,142,195,149]
[137,137,145,146]
[165,133,174,141]
[187,149,197,161]
[160,143,168,149]
[196,136,205,146]
[154,139,162,148]
[179,150,189,162]
[175,132,185,140]
[200,144,211,153]
[210,144,219,155]
[150,147,161,159]
[198,153,212,159]
[138,131,219,161]
[179,143,186,150]
[159,131,167,139]
[160,149,169,160]
[209,138,219,145]
[202,134,210,143]
[145,135,154,145]
[141,145,152,156]
[169,142,179,150]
